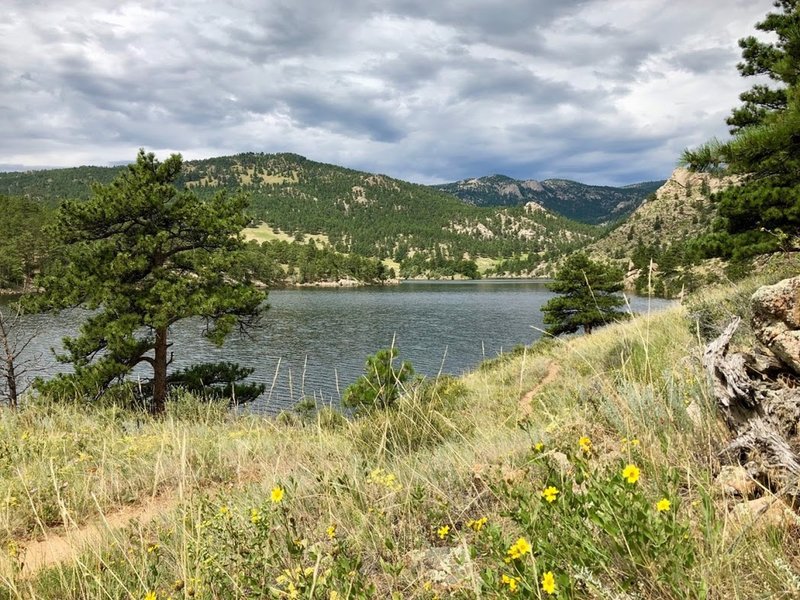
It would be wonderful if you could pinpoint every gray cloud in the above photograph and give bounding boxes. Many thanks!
[0,0,777,185]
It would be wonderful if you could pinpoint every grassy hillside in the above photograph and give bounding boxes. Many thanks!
[432,175,665,224]
[1,266,799,598]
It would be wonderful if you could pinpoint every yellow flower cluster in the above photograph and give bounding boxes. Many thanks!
[326,523,337,539]
[541,486,559,503]
[467,516,488,532]
[579,436,592,453]
[506,537,532,561]
[534,442,544,452]
[367,468,402,492]
[250,508,263,524]
[501,573,519,592]
[437,525,450,539]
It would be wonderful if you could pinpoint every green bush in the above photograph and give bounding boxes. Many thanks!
[342,348,414,413]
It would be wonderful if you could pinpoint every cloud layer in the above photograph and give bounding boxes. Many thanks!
[0,0,774,184]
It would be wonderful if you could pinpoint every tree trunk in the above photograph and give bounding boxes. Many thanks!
[152,326,168,414]
[0,314,18,409]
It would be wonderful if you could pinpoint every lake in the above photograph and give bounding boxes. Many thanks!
[0,280,671,413]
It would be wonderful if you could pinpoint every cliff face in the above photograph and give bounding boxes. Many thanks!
[590,167,738,259]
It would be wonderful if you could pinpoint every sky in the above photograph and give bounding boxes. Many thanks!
[0,0,775,185]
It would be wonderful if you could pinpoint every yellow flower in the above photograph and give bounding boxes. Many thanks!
[541,486,559,503]
[144,592,157,600]
[271,486,285,503]
[579,436,592,453]
[467,516,487,532]
[501,574,519,592]
[250,508,262,524]
[657,498,671,512]
[326,523,337,539]
[506,537,532,560]
[146,543,159,554]
[534,442,544,452]
[423,581,433,591]
[622,464,640,484]
[218,505,230,517]
[330,592,340,600]
[437,525,450,539]
[541,571,556,595]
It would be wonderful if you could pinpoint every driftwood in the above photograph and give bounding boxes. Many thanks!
[703,317,800,502]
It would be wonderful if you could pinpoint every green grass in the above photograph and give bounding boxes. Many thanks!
[2,271,800,598]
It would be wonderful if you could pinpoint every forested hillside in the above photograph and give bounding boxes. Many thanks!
[0,153,600,282]
[433,174,665,224]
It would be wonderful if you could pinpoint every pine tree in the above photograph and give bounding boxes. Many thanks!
[726,0,800,133]
[541,253,627,336]
[30,150,266,413]
[682,1,800,259]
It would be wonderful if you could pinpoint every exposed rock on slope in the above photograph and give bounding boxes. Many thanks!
[590,167,736,260]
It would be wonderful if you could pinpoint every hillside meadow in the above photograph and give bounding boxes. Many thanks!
[1,262,799,599]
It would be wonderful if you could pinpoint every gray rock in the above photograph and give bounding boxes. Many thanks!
[751,277,800,375]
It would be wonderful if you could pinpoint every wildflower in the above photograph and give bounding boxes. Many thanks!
[541,486,559,503]
[506,537,532,561]
[622,464,640,484]
[467,517,487,532]
[579,436,592,453]
[330,592,340,600]
[20,432,29,441]
[144,592,157,600]
[541,571,556,595]
[218,505,230,517]
[250,508,262,524]
[147,543,160,554]
[326,523,337,539]
[657,498,671,512]
[501,574,519,592]
[423,581,433,591]
[271,486,285,503]
[631,438,640,447]
[534,442,544,452]
[437,525,450,539]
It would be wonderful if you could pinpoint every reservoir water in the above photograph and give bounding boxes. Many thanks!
[0,280,671,413]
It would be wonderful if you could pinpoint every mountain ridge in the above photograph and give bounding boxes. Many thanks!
[431,175,666,224]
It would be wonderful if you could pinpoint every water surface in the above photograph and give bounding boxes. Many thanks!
[0,280,671,413]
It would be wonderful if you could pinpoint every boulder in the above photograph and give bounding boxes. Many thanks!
[714,465,757,499]
[752,277,800,375]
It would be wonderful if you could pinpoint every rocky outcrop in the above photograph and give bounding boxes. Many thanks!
[752,277,800,375]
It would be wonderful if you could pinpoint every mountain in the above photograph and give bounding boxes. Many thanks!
[432,175,665,224]
[0,153,600,271]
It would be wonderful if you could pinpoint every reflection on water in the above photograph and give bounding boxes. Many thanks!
[0,280,672,413]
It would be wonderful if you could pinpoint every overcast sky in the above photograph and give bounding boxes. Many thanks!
[0,0,774,185]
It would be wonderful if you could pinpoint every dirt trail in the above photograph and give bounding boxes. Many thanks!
[519,362,560,417]
[7,492,177,578]
[5,467,267,578]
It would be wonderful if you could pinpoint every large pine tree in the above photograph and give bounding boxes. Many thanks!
[32,150,266,413]
[682,1,800,259]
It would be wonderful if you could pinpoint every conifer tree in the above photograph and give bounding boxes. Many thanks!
[31,150,266,413]
[541,253,627,335]
[682,1,800,259]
